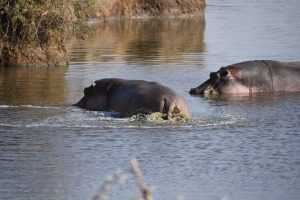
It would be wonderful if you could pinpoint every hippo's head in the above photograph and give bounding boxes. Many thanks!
[73,79,115,110]
[190,66,250,95]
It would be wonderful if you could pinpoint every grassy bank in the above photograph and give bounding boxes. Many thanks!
[0,0,99,67]
[99,0,206,18]
[0,0,205,67]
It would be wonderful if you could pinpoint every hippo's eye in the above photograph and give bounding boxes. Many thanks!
[221,70,228,77]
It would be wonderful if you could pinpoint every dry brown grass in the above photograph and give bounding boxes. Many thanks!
[99,0,206,18]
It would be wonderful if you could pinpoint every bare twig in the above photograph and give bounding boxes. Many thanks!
[92,169,130,200]
[131,159,154,200]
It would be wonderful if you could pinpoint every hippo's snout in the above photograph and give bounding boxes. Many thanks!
[190,73,221,95]
[72,96,87,108]
[189,87,203,95]
[190,80,212,95]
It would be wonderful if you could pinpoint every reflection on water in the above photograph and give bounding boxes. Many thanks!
[0,66,67,105]
[70,18,206,65]
[201,92,300,105]
[1,0,300,200]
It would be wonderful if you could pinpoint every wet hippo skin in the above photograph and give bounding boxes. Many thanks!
[190,60,300,95]
[74,78,190,118]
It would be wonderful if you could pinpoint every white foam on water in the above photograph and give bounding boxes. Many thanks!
[0,104,246,129]
[0,113,243,128]
[0,105,61,109]
[0,123,21,127]
[0,105,12,108]
[20,105,61,109]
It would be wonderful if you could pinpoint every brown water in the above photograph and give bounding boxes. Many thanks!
[1,0,300,200]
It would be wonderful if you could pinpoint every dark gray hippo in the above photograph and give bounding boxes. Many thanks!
[74,78,190,118]
[190,60,300,95]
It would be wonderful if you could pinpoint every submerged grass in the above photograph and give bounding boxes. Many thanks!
[132,112,190,123]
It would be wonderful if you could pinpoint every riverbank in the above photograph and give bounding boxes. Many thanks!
[0,0,205,67]
[98,0,206,18]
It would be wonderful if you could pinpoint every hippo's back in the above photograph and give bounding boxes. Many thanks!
[265,60,300,91]
[109,79,189,117]
[265,60,300,68]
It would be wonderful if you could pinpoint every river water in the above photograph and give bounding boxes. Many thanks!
[1,0,300,200]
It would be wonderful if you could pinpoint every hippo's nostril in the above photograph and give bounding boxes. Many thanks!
[190,88,205,95]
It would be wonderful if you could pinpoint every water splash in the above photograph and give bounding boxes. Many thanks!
[0,105,243,129]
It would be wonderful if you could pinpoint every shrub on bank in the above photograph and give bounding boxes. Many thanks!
[0,0,99,67]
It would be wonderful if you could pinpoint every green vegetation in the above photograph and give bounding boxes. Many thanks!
[0,0,99,67]
[0,0,205,67]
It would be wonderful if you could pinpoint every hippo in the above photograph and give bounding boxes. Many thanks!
[74,78,190,118]
[190,60,300,95]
